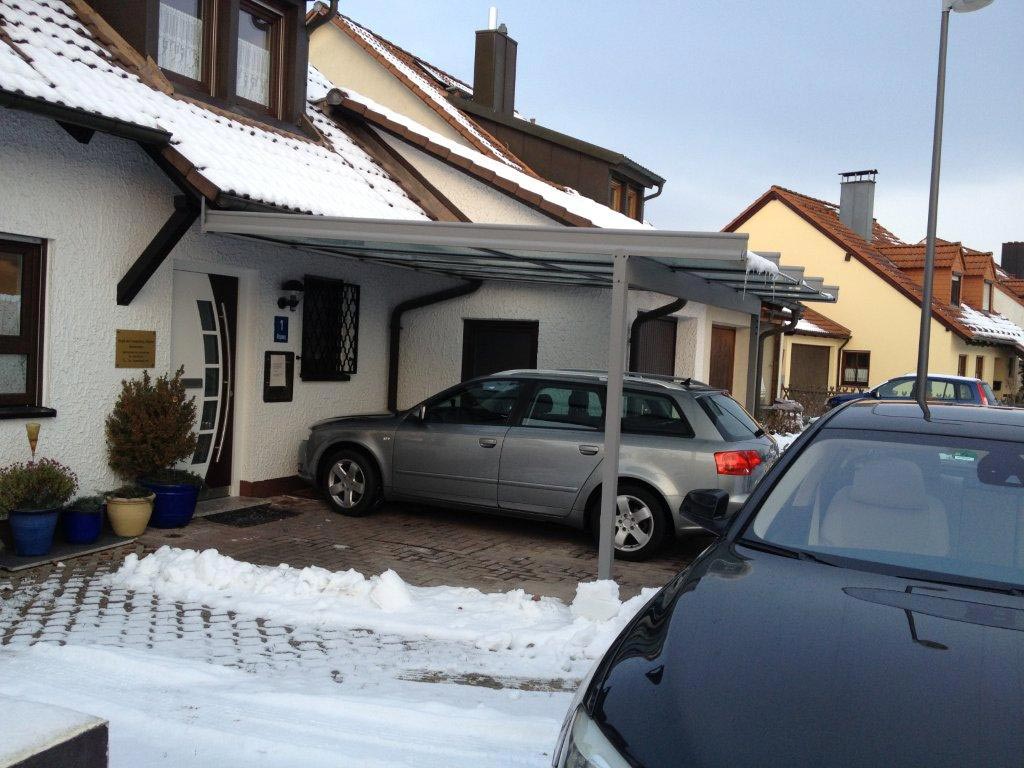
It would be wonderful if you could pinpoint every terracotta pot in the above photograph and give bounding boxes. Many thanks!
[105,494,155,537]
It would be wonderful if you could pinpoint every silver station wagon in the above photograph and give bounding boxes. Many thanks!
[298,370,778,560]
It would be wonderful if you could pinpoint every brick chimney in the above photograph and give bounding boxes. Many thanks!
[838,170,877,243]
[473,11,517,116]
[1002,242,1024,279]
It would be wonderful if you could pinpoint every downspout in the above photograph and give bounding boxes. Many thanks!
[643,180,665,202]
[755,307,802,410]
[628,298,686,371]
[387,280,482,412]
[834,337,851,389]
[306,0,339,33]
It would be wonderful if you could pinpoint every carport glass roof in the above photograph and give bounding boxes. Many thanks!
[201,207,838,307]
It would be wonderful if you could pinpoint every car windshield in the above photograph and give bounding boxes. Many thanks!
[744,429,1024,590]
[874,378,975,401]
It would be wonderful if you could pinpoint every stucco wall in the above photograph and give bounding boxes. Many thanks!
[308,23,470,148]
[736,199,1007,390]
[0,108,465,493]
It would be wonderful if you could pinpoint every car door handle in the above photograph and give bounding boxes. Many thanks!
[479,438,498,448]
[579,444,600,456]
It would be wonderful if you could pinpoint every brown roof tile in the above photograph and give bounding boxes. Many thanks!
[875,243,964,269]
[789,306,851,339]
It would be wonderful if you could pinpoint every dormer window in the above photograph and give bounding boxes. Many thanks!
[951,273,962,306]
[610,177,644,221]
[237,1,283,111]
[983,281,993,311]
[158,0,211,86]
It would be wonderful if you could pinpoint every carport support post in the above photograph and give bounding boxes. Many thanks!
[598,252,631,581]
[746,312,761,414]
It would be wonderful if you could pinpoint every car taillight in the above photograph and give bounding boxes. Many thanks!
[976,382,989,405]
[715,450,763,476]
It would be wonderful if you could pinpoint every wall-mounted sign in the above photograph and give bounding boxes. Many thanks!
[115,329,156,368]
[263,351,294,402]
[274,315,289,343]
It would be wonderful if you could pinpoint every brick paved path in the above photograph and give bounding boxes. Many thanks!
[142,496,710,601]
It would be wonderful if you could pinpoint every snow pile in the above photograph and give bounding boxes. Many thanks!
[958,304,1024,351]
[745,250,781,276]
[771,432,802,451]
[794,317,824,334]
[109,547,657,667]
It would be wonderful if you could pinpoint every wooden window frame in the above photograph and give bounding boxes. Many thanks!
[0,238,46,409]
[957,354,968,377]
[983,280,993,311]
[975,355,984,381]
[157,0,218,94]
[609,176,644,222]
[235,0,286,117]
[950,272,962,306]
[840,349,871,388]
[609,179,624,214]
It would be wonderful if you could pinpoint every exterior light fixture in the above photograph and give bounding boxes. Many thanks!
[278,279,304,311]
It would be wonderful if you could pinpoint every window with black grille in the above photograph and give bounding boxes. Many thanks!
[300,275,359,381]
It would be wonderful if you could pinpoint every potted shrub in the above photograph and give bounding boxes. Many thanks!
[106,368,198,530]
[105,485,156,537]
[0,459,78,556]
[63,495,105,545]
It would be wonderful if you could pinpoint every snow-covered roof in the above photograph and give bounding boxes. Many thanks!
[958,304,1024,353]
[332,87,650,230]
[0,0,428,220]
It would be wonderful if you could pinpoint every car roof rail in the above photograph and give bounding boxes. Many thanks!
[558,369,712,389]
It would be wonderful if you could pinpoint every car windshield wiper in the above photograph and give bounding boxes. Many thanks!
[739,539,838,567]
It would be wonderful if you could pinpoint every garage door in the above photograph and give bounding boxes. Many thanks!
[789,343,830,390]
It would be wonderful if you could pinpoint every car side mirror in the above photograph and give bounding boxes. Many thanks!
[680,489,732,535]
[409,404,427,423]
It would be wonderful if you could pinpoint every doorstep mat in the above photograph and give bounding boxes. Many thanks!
[0,532,135,572]
[205,505,299,528]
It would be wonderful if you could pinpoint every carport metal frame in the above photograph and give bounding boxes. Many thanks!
[201,207,837,580]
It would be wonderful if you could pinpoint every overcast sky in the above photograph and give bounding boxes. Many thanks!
[320,1,1023,258]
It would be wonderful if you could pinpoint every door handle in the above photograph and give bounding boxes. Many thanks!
[579,444,600,456]
[479,438,498,448]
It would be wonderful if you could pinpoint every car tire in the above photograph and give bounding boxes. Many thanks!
[589,483,668,562]
[321,448,380,517]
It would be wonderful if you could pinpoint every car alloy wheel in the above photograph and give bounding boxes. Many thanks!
[614,493,655,553]
[328,459,366,509]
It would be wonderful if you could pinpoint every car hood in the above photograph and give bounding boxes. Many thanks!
[591,543,1024,768]
[311,412,404,429]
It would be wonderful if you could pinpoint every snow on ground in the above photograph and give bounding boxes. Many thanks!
[0,550,659,767]
[771,432,802,451]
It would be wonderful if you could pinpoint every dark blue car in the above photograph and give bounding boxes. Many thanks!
[826,374,996,411]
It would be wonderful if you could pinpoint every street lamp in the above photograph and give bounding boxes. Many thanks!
[915,0,994,406]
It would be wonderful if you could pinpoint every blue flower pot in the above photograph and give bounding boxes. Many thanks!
[9,508,60,557]
[62,506,104,545]
[142,482,200,528]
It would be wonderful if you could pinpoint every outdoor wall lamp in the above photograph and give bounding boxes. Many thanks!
[278,279,305,311]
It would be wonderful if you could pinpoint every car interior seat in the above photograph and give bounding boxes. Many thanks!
[568,390,595,427]
[958,450,1024,572]
[819,458,950,557]
[530,393,554,421]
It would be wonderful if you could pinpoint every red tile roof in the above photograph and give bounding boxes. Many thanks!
[789,306,851,339]
[875,243,965,270]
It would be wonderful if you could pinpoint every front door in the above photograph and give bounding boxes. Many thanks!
[462,320,538,380]
[393,379,522,507]
[709,325,736,391]
[171,270,238,493]
[498,381,605,517]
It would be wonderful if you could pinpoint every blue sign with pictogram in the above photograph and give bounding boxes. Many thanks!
[274,316,288,343]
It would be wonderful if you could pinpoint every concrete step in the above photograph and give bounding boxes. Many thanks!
[1,695,107,768]
[194,496,271,519]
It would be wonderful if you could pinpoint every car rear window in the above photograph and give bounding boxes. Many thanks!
[698,393,763,441]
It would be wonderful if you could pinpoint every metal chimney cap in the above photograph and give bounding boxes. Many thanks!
[839,169,878,182]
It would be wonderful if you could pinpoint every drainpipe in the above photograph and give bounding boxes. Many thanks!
[306,0,339,34]
[755,306,802,411]
[643,180,665,202]
[387,280,482,412]
[834,337,851,389]
[628,298,686,371]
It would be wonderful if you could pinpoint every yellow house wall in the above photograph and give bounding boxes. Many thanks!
[737,200,979,388]
[309,24,472,148]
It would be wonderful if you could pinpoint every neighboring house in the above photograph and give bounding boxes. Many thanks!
[306,9,664,224]
[0,1,827,500]
[728,172,1024,403]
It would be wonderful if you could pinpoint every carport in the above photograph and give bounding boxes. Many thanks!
[201,206,837,578]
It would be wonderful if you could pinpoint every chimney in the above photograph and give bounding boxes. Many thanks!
[838,169,877,243]
[473,8,517,116]
[1002,242,1024,279]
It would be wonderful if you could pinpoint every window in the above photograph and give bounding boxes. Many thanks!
[424,380,521,425]
[625,187,640,220]
[522,385,603,431]
[609,177,643,221]
[840,350,870,387]
[950,273,962,306]
[983,281,993,311]
[697,393,762,441]
[237,1,283,110]
[609,179,624,213]
[875,377,914,399]
[976,356,985,381]
[958,354,968,377]
[300,275,360,381]
[622,391,694,437]
[158,0,211,85]
[0,239,45,408]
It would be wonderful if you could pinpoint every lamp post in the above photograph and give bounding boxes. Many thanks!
[916,0,994,406]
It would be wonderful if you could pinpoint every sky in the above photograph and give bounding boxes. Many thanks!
[317,1,1023,258]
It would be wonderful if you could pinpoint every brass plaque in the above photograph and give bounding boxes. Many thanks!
[115,329,156,368]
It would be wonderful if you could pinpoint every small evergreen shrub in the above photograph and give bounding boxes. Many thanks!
[107,484,155,500]
[68,495,105,513]
[0,459,79,514]
[106,367,198,481]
